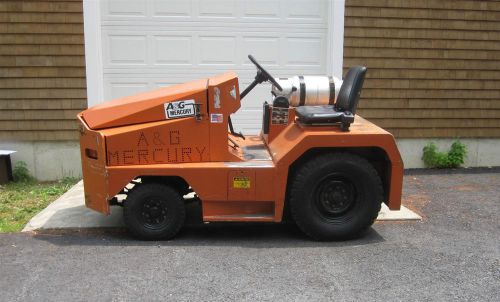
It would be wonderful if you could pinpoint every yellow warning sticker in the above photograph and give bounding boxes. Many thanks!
[233,177,251,189]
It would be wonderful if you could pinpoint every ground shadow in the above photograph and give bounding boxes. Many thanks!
[31,222,385,249]
[31,200,385,248]
[30,204,124,229]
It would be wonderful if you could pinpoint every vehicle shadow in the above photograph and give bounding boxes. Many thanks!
[31,202,385,248]
[32,223,385,249]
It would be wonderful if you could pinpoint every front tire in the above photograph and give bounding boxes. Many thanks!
[290,153,383,240]
[123,183,185,240]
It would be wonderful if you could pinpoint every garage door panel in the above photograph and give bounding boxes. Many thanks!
[102,30,326,72]
[104,77,274,100]
[199,36,237,65]
[241,36,280,66]
[152,35,192,65]
[199,0,236,18]
[151,0,192,17]
[104,78,187,99]
[104,0,147,18]
[101,0,326,25]
[287,0,326,20]
[106,35,147,65]
[99,0,331,134]
[242,0,281,18]
[107,81,150,100]
[102,71,324,99]
[285,36,325,67]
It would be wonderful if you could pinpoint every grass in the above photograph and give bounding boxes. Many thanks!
[0,177,79,232]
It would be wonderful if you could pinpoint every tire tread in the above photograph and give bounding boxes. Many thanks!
[289,152,383,240]
[123,183,185,240]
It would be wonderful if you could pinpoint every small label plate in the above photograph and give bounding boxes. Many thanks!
[233,177,251,189]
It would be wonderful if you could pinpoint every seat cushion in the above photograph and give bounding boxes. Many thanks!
[295,105,353,124]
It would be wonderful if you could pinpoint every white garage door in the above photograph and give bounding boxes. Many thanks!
[84,0,345,134]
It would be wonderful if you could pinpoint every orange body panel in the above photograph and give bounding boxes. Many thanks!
[78,72,404,221]
[207,72,242,162]
[78,115,110,214]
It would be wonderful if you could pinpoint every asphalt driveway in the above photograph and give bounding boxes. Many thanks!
[0,170,499,301]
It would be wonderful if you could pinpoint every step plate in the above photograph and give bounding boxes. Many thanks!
[242,145,272,161]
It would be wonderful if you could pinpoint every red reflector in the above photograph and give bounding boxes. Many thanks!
[85,148,98,160]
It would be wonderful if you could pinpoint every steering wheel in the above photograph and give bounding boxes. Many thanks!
[248,55,283,91]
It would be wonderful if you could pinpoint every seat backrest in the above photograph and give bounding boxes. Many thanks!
[335,66,367,114]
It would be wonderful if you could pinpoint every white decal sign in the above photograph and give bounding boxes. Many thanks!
[164,100,195,119]
[214,87,221,108]
[230,85,237,100]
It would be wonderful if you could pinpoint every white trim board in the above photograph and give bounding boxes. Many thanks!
[83,0,104,107]
[328,0,346,79]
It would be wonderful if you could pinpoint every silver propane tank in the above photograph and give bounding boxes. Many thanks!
[272,76,343,107]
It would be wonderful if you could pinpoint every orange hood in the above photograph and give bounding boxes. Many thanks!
[80,78,208,129]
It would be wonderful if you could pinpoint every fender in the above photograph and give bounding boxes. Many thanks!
[268,116,403,219]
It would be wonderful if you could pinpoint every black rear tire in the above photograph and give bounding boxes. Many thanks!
[290,153,383,240]
[123,183,185,240]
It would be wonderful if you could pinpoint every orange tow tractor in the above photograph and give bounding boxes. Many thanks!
[78,55,403,240]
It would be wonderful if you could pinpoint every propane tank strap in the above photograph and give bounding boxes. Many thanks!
[328,76,335,105]
[298,76,306,106]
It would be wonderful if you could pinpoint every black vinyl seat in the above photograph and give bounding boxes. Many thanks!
[295,66,367,131]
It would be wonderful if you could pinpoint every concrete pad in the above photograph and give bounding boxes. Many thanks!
[22,181,124,232]
[23,181,421,232]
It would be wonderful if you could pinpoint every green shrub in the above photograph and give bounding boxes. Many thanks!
[422,141,467,168]
[12,161,35,183]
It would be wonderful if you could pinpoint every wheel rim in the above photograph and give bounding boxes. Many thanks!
[313,174,357,219]
[139,198,169,230]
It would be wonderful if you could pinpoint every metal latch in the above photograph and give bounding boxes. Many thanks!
[194,103,203,121]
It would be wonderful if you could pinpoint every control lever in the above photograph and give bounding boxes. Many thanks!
[228,116,245,140]
[228,136,239,150]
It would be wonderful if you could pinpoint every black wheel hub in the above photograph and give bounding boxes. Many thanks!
[314,177,356,218]
[140,198,168,229]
